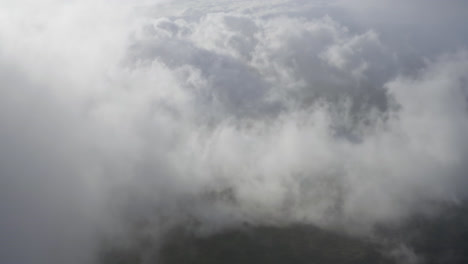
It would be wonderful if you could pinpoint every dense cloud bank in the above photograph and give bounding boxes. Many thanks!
[1,1,468,263]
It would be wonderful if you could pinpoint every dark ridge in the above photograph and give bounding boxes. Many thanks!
[159,225,394,264]
[98,223,394,264]
[377,202,468,264]
[98,203,468,264]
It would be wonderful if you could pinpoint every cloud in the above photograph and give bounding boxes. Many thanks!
[0,0,467,263]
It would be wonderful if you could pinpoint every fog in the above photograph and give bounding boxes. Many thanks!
[1,1,467,263]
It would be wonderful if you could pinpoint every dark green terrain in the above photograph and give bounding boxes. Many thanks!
[99,203,468,264]
[159,225,393,264]
[99,224,394,264]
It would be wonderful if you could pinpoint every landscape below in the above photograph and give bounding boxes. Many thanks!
[99,203,468,264]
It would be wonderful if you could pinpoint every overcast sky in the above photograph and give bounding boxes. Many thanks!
[1,1,468,263]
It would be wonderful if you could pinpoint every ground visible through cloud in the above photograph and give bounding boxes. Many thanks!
[0,1,467,263]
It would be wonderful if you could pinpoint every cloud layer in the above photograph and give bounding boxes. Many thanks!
[1,1,468,263]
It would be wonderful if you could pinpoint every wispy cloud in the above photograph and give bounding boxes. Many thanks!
[0,1,467,263]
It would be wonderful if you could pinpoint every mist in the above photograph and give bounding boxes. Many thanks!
[1,1,468,263]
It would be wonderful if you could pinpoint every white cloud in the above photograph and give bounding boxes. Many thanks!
[0,1,467,263]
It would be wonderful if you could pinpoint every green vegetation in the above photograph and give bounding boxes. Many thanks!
[160,225,393,264]
[99,203,468,264]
